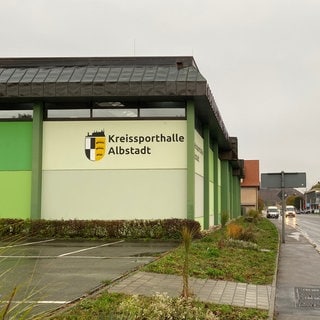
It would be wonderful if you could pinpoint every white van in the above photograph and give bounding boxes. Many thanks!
[266,206,279,219]
[285,205,296,217]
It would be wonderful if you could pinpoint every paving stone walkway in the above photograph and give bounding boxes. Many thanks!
[108,271,272,310]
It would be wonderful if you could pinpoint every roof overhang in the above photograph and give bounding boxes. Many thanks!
[0,56,237,154]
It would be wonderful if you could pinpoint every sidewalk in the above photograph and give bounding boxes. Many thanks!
[274,220,320,320]
[108,271,273,311]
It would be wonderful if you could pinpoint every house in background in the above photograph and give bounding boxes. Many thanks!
[241,160,260,213]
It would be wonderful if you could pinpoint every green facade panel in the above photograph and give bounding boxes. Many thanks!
[209,148,214,182]
[0,122,33,170]
[233,176,241,218]
[203,126,210,229]
[31,104,43,220]
[213,143,220,225]
[221,160,230,216]
[187,101,195,220]
[0,171,31,219]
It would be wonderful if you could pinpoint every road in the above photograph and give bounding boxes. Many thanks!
[272,213,320,320]
[294,214,320,251]
[266,213,320,245]
[272,213,320,250]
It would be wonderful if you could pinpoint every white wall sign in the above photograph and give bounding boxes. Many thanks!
[43,120,187,170]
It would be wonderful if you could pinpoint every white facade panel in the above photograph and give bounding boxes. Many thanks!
[194,131,204,176]
[41,169,187,220]
[42,120,187,170]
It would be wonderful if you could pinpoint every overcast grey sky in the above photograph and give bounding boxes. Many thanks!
[1,0,319,189]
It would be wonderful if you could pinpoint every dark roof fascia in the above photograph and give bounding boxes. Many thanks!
[0,56,233,150]
[194,87,231,150]
[0,56,198,68]
[0,58,207,99]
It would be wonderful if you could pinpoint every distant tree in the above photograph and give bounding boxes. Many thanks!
[293,196,304,210]
[258,198,264,212]
[17,113,32,119]
[286,195,303,209]
[311,182,320,190]
[286,195,296,206]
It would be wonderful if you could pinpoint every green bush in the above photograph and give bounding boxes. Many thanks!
[221,212,229,228]
[0,218,201,240]
[244,210,261,223]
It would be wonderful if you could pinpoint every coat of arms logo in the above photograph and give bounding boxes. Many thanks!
[85,130,106,161]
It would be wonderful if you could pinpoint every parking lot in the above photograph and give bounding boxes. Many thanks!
[0,238,178,318]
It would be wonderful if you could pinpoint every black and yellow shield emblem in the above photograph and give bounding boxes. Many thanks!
[85,130,106,161]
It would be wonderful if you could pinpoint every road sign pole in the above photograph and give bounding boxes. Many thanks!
[261,171,306,244]
[281,171,286,243]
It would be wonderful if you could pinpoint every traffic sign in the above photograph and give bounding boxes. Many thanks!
[261,172,306,188]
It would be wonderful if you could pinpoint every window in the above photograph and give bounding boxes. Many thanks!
[140,108,185,118]
[92,109,138,118]
[47,109,90,118]
[44,101,186,120]
[0,110,33,119]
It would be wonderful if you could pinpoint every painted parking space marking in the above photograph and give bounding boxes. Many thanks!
[0,238,55,249]
[0,255,55,259]
[0,239,126,259]
[57,240,125,257]
[0,300,70,304]
[0,255,153,260]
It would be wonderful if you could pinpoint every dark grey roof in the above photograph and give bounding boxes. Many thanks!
[0,56,233,152]
[0,57,207,98]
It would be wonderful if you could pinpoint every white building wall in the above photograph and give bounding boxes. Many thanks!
[41,120,187,220]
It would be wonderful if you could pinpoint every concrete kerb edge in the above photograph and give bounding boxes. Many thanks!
[268,225,281,320]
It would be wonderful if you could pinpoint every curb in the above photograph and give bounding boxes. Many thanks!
[268,224,281,320]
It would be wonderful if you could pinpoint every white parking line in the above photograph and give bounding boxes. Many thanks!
[0,239,55,249]
[58,240,125,257]
[0,255,153,259]
[0,300,70,304]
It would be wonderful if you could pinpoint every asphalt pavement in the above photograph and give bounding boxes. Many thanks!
[3,217,320,319]
[0,239,178,318]
[274,217,320,320]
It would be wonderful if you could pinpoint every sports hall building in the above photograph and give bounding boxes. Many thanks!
[0,57,244,229]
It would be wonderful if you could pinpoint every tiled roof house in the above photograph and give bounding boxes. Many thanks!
[241,160,260,212]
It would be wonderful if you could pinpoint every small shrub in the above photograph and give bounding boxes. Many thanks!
[221,212,229,228]
[226,223,243,240]
[206,246,220,258]
[115,293,219,320]
[240,224,256,242]
[244,210,261,223]
[226,221,257,242]
[181,226,194,298]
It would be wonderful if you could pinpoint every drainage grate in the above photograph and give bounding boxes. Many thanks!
[295,287,320,308]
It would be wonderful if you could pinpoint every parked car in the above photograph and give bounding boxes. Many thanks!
[266,206,279,219]
[285,205,296,217]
